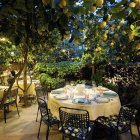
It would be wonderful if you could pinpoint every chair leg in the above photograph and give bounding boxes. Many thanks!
[15,102,20,117]
[116,133,119,140]
[46,125,50,140]
[130,127,133,140]
[62,135,65,140]
[136,123,140,138]
[4,106,6,123]
[38,119,42,139]
[36,106,39,122]
[57,122,59,128]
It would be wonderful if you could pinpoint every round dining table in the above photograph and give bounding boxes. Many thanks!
[14,79,40,96]
[48,85,121,121]
[0,85,9,99]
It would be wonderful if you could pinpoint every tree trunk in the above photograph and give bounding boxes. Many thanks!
[16,49,29,107]
[91,61,96,80]
[23,60,28,106]
[0,64,24,109]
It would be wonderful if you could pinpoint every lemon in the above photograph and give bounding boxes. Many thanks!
[98,47,102,51]
[65,31,69,34]
[110,42,114,46]
[122,31,126,35]
[112,24,116,28]
[71,133,75,137]
[74,39,79,45]
[95,47,102,52]
[65,34,70,38]
[136,43,140,50]
[119,22,124,26]
[66,12,72,17]
[106,14,111,21]
[65,130,69,134]
[61,0,67,7]
[100,21,106,28]
[90,6,96,12]
[111,27,114,32]
[103,34,107,41]
[63,8,68,14]
[105,30,109,34]
[96,0,104,6]
[74,129,79,132]
[128,32,134,40]
[129,2,136,7]
[114,34,119,39]
[117,26,121,30]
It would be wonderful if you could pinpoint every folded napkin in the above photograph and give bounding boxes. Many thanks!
[95,97,110,103]
[51,88,64,94]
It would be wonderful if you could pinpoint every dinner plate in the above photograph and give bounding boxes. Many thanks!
[54,94,68,100]
[72,98,91,104]
[95,97,110,103]
[103,91,117,96]
[51,88,64,94]
[96,87,109,91]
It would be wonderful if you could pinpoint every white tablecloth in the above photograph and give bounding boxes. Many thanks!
[0,85,9,98]
[14,80,40,95]
[48,87,121,120]
[0,74,9,85]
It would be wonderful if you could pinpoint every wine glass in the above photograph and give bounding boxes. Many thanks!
[92,81,96,87]
[69,92,74,100]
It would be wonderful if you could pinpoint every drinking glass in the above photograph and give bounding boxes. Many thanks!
[69,92,74,100]
[92,81,96,87]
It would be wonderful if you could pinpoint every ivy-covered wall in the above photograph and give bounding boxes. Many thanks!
[34,61,85,90]
[103,63,140,105]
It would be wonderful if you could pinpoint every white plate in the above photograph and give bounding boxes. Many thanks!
[96,87,109,91]
[51,88,64,94]
[72,98,91,104]
[95,97,110,103]
[103,91,117,96]
[54,94,68,100]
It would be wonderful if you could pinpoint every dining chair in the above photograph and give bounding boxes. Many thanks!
[135,108,140,138]
[35,85,48,122]
[59,107,94,140]
[95,104,137,140]
[0,87,20,123]
[37,97,59,140]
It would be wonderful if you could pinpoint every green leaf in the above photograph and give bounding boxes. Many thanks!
[130,24,135,30]
[111,6,125,14]
[109,0,115,4]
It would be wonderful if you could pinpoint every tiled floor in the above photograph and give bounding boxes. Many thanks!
[0,103,61,140]
[0,103,139,140]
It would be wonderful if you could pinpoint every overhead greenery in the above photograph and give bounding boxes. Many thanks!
[1,0,140,64]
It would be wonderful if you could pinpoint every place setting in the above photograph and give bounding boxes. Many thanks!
[72,98,91,105]
[94,87,118,103]
[54,94,69,100]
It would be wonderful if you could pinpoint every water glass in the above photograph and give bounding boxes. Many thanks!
[92,81,96,87]
[69,92,74,100]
